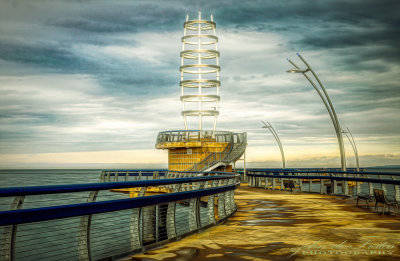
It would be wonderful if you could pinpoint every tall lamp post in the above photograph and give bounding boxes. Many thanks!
[261,121,286,169]
[342,127,360,172]
[287,53,346,171]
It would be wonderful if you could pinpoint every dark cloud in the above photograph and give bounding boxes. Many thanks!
[296,27,400,56]
[48,17,137,33]
[46,2,185,33]
[0,40,97,72]
[210,0,400,64]
[0,0,399,166]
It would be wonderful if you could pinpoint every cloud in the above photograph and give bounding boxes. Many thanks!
[0,0,399,168]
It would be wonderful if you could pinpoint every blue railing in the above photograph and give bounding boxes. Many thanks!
[243,168,400,201]
[0,170,239,261]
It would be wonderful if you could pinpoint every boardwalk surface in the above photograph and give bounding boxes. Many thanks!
[129,184,400,261]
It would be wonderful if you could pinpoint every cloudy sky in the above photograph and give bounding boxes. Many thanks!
[0,0,399,169]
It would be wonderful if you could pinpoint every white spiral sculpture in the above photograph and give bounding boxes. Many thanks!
[180,10,220,132]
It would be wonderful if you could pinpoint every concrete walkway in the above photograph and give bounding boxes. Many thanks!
[129,185,400,261]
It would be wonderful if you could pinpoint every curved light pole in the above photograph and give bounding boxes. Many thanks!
[287,53,346,171]
[342,127,360,171]
[261,120,286,169]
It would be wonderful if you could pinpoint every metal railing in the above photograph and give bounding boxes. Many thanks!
[185,132,247,172]
[187,142,233,172]
[99,169,168,182]
[156,130,236,144]
[0,170,239,261]
[244,169,400,201]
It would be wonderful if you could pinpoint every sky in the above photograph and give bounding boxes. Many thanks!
[0,0,399,169]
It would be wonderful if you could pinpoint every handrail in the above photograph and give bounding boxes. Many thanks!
[247,173,400,185]
[244,168,400,177]
[0,184,237,226]
[0,170,240,261]
[0,175,236,197]
[246,169,400,200]
[156,130,236,144]
[187,132,247,172]
[188,141,233,171]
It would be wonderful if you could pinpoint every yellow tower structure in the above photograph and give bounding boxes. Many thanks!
[156,11,246,172]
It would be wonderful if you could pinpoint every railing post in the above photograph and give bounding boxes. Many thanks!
[309,176,312,193]
[280,172,284,191]
[130,187,147,250]
[224,179,233,215]
[166,184,181,239]
[342,172,349,196]
[207,180,218,224]
[78,191,98,261]
[379,175,387,194]
[320,178,325,194]
[229,179,236,212]
[343,180,349,196]
[155,204,160,242]
[368,181,374,197]
[271,173,276,190]
[2,196,24,261]
[264,177,269,189]
[389,175,400,202]
[153,171,159,180]
[356,173,361,196]
[106,171,111,182]
[189,180,202,230]
[100,171,105,182]
[125,171,129,181]
[332,179,338,195]
[298,173,302,191]
[114,170,119,182]
[217,179,226,220]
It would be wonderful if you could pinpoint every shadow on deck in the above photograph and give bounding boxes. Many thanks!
[127,184,400,261]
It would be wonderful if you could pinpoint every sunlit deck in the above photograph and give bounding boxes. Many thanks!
[128,184,400,261]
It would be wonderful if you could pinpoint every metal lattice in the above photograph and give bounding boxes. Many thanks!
[180,10,220,131]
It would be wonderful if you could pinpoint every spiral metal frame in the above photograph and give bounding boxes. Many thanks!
[180,10,220,132]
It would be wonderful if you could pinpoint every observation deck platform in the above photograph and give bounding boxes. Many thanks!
[128,184,400,261]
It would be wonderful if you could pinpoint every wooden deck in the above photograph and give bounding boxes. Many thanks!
[127,184,400,261]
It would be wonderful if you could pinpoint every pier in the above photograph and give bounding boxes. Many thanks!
[129,184,400,260]
[1,7,399,261]
[0,169,399,261]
